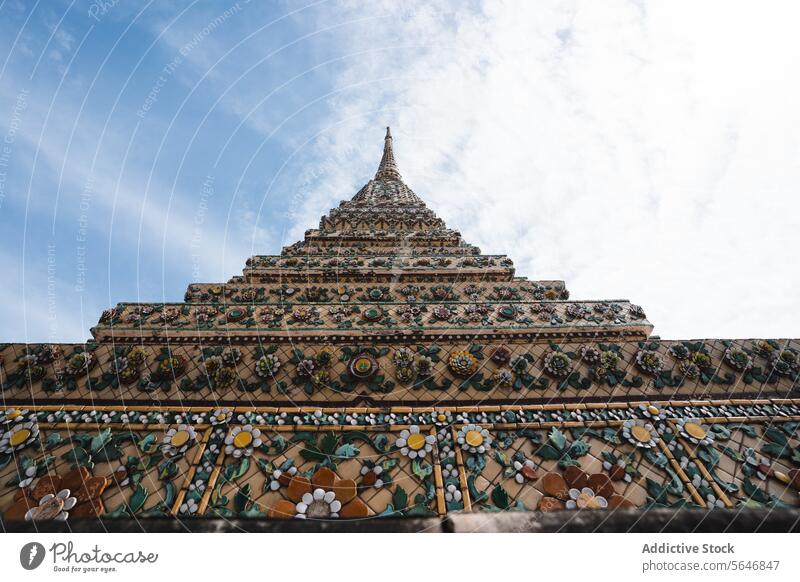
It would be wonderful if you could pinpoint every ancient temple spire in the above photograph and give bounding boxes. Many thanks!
[374,126,402,181]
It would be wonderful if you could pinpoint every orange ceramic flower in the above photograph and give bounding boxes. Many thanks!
[268,467,372,520]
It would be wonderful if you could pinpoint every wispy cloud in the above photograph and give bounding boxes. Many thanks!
[285,0,800,339]
[1,0,798,342]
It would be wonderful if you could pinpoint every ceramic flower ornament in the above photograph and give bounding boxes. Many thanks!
[224,425,262,458]
[621,419,660,449]
[394,425,435,459]
[268,467,372,520]
[161,424,198,457]
[676,418,715,447]
[0,422,40,454]
[25,489,77,522]
[456,424,492,454]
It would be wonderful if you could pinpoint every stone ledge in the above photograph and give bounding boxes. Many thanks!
[3,509,799,533]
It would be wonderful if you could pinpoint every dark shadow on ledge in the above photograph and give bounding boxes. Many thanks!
[2,509,800,533]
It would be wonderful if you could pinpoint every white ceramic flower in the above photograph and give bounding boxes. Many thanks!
[394,425,435,459]
[180,498,199,515]
[25,489,77,522]
[639,403,663,422]
[676,418,715,446]
[566,487,608,510]
[161,424,197,457]
[621,419,660,449]
[360,464,385,488]
[295,488,341,519]
[0,408,29,425]
[513,459,537,484]
[210,408,233,426]
[444,484,462,503]
[431,410,453,427]
[0,421,39,454]
[456,424,492,454]
[224,425,262,457]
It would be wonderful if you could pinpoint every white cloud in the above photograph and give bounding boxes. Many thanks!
[288,0,800,339]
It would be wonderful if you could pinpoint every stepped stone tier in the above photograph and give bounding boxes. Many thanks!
[1,128,800,526]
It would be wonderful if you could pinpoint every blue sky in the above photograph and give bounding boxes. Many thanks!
[1,0,799,343]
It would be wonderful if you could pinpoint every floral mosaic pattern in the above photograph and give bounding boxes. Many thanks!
[1,401,799,522]
[3,340,797,405]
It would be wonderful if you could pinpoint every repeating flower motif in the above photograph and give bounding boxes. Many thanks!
[267,467,371,520]
[224,425,262,458]
[635,349,664,375]
[542,351,572,378]
[161,424,197,457]
[359,464,385,488]
[566,487,608,510]
[393,347,415,368]
[723,347,753,371]
[448,351,478,377]
[491,346,511,365]
[676,418,715,446]
[25,489,77,522]
[64,351,94,376]
[209,408,233,426]
[0,408,30,426]
[669,344,690,360]
[580,346,601,363]
[432,410,453,426]
[538,466,635,511]
[770,350,798,377]
[0,421,39,454]
[639,404,663,422]
[255,354,281,378]
[394,425,435,459]
[492,369,513,388]
[621,419,660,449]
[456,424,492,454]
[513,459,538,484]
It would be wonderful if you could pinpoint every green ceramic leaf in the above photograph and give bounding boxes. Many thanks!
[320,432,339,455]
[533,444,562,461]
[765,426,788,446]
[411,459,433,481]
[234,483,252,513]
[299,444,327,463]
[224,457,250,480]
[163,482,176,507]
[138,434,158,454]
[44,433,63,450]
[373,434,389,453]
[720,446,744,462]
[90,428,113,453]
[158,460,179,481]
[494,451,511,467]
[62,446,89,464]
[548,427,567,451]
[466,474,488,504]
[742,479,768,506]
[380,459,398,471]
[128,485,149,514]
[491,484,510,510]
[761,442,791,459]
[393,486,408,511]
[334,444,360,459]
[568,440,590,458]
[289,432,317,444]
